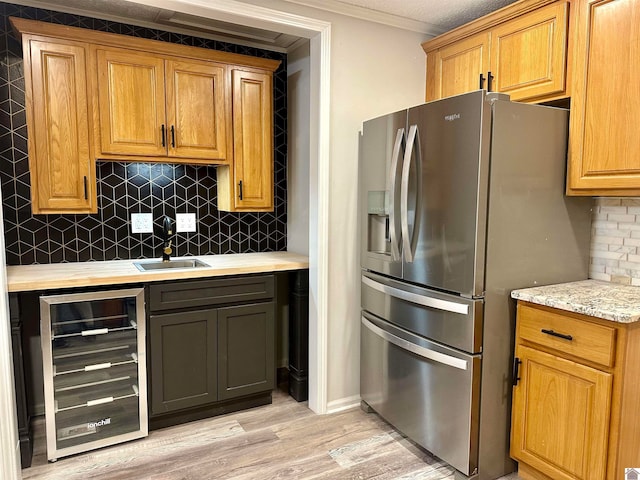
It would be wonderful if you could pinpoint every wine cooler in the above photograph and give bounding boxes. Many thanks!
[40,288,148,461]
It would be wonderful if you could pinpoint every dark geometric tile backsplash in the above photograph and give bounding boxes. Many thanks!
[0,2,287,265]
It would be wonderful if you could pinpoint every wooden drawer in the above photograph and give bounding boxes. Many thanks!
[149,275,274,312]
[517,303,617,368]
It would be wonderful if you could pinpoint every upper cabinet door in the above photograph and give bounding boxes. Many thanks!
[432,32,491,101]
[96,48,166,157]
[26,39,95,214]
[165,60,229,161]
[231,69,273,211]
[490,2,569,101]
[567,0,640,195]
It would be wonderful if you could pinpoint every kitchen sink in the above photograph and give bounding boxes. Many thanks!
[133,259,209,271]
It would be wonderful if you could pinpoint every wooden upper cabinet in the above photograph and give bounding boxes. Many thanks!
[567,0,640,195]
[218,69,273,212]
[423,0,570,104]
[24,39,95,214]
[429,32,490,102]
[490,2,569,101]
[13,18,280,212]
[95,48,229,163]
[165,60,228,160]
[96,48,166,157]
[511,345,612,480]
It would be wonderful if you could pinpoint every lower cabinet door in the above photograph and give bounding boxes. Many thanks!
[149,309,217,415]
[511,345,612,480]
[217,302,275,400]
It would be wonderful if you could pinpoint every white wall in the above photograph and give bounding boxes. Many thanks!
[0,303,19,479]
[324,13,428,411]
[246,0,430,409]
[287,41,311,256]
[0,185,21,480]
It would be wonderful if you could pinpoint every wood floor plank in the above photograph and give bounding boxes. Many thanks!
[23,384,521,480]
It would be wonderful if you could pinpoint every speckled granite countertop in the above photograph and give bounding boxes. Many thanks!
[511,280,640,323]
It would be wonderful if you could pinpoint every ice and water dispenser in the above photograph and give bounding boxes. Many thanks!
[367,190,391,255]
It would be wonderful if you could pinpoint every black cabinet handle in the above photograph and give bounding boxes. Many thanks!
[161,124,166,147]
[83,176,88,200]
[512,357,521,386]
[171,125,175,148]
[487,71,494,92]
[238,180,243,200]
[541,329,573,341]
[479,73,485,90]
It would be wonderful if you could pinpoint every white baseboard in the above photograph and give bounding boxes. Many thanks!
[326,395,361,414]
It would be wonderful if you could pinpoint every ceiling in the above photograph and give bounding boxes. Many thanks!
[11,0,519,51]
[286,0,519,32]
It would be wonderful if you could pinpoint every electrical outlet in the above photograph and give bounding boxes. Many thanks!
[131,213,153,234]
[176,213,197,233]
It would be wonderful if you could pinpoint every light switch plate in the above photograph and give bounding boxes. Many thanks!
[131,213,153,234]
[176,213,197,233]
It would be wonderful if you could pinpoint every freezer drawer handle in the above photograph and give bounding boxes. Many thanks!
[362,275,469,315]
[362,316,468,370]
[541,329,573,341]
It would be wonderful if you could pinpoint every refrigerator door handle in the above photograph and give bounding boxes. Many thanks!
[389,128,404,261]
[400,124,421,263]
[362,315,468,370]
[362,275,469,315]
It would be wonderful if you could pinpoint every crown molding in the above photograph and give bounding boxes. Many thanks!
[281,0,445,36]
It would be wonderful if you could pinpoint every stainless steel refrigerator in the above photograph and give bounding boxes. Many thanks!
[359,90,592,479]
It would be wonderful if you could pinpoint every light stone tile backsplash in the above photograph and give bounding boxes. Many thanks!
[590,198,640,286]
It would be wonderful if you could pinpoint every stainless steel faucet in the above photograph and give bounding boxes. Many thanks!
[161,216,173,262]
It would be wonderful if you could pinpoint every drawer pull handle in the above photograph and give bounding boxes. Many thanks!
[541,328,573,341]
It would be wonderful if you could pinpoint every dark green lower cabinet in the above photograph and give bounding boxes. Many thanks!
[217,302,275,401]
[149,309,217,415]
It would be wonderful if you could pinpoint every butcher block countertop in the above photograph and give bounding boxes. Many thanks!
[6,252,309,292]
[511,279,640,324]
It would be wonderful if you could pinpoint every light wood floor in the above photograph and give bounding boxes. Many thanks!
[23,385,521,480]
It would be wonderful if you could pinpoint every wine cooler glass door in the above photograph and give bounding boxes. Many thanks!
[40,288,147,461]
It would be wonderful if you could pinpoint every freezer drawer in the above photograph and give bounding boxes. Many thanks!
[362,271,483,353]
[360,312,481,476]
